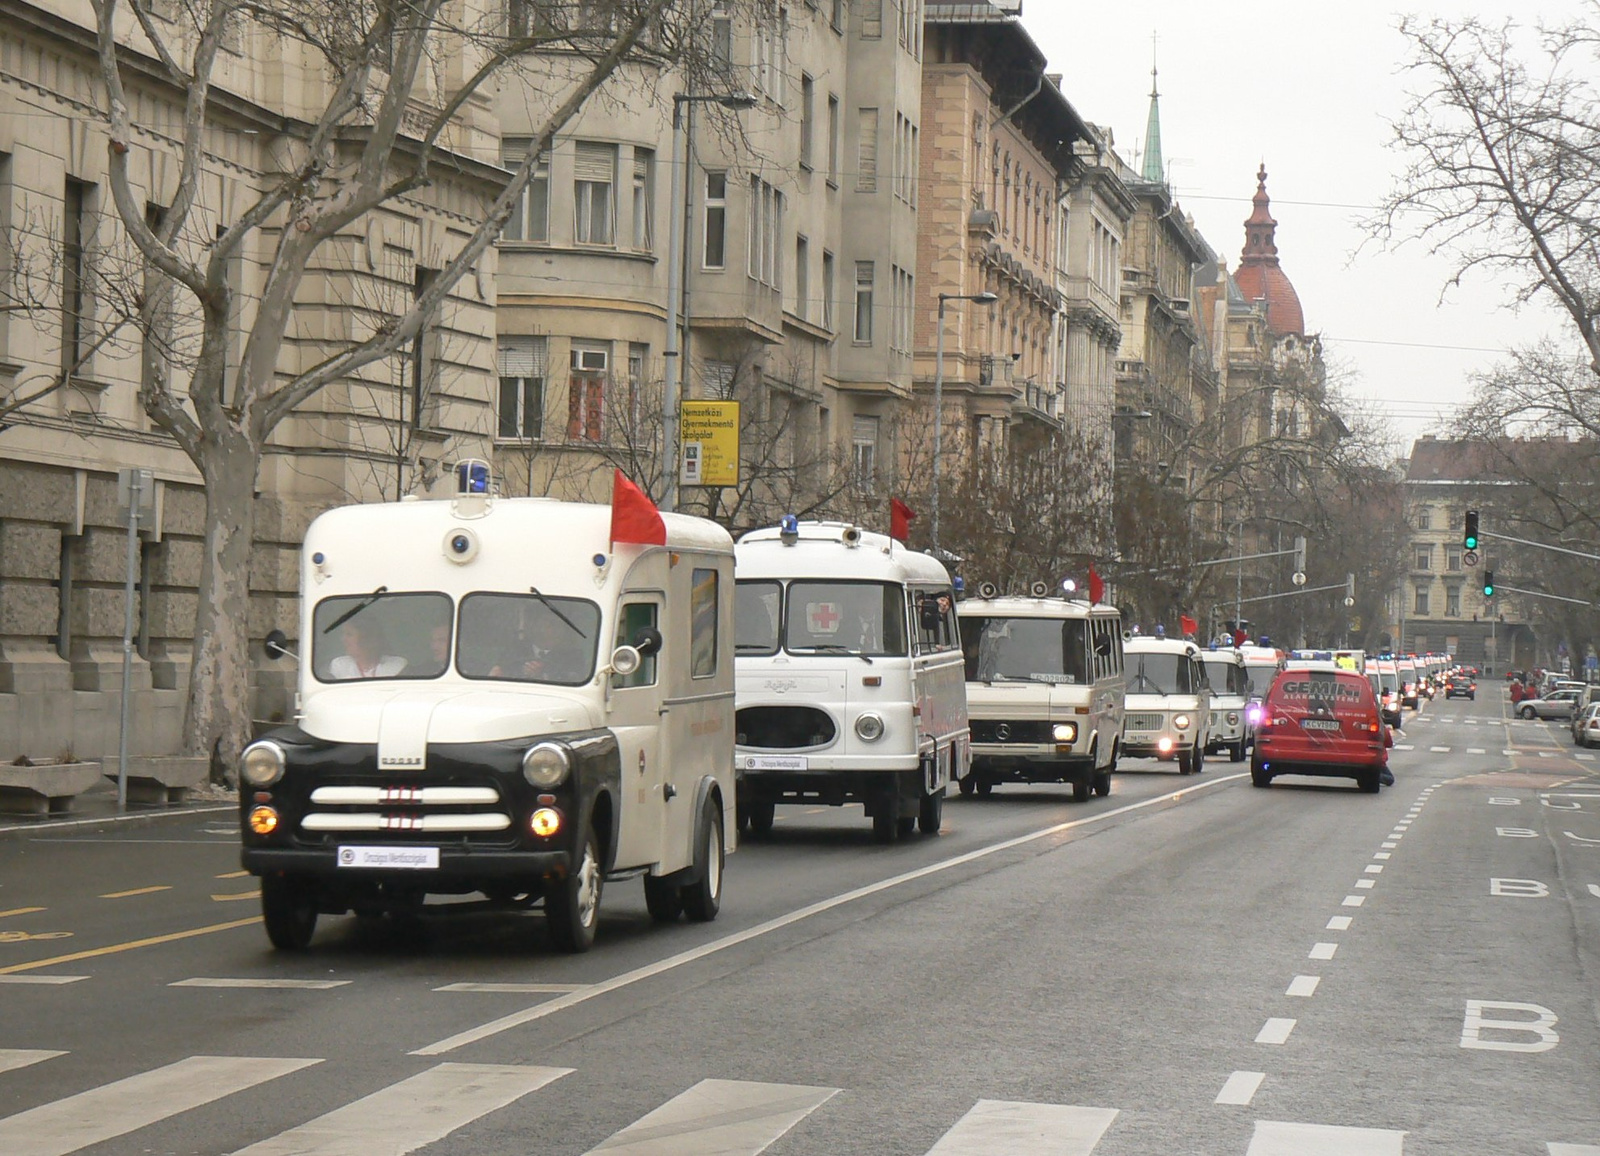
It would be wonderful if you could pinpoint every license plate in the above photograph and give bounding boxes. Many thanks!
[1302,719,1341,732]
[745,755,808,771]
[337,846,439,870]
[1125,732,1154,743]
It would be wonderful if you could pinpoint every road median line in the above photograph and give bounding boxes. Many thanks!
[0,917,263,975]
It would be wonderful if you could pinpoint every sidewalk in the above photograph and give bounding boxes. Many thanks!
[0,775,237,837]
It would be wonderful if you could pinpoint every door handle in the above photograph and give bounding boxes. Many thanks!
[663,783,677,801]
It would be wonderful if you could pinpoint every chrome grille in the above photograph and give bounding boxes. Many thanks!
[1125,712,1165,730]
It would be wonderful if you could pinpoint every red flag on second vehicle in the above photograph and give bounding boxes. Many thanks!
[1233,628,1248,647]
[609,469,666,546]
[890,497,915,542]
[1088,565,1104,604]
[1180,614,1199,637]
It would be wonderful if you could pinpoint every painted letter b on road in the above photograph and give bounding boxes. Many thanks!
[1461,1000,1559,1053]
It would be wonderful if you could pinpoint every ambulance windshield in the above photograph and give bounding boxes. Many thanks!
[783,581,908,657]
[312,592,453,682]
[457,592,602,685]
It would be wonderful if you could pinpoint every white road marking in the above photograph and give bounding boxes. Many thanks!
[0,1055,319,1156]
[0,1049,65,1075]
[171,978,351,990]
[1577,753,1597,762]
[1540,751,1558,758]
[413,774,1251,1055]
[1460,1000,1559,1053]
[1342,895,1366,907]
[1326,916,1352,931]
[1310,942,1338,960]
[585,1078,838,1156]
[1381,842,1397,848]
[924,1100,1119,1156]
[233,1063,569,1155]
[1548,1144,1600,1154]
[1247,1119,1405,1154]
[1564,831,1600,844]
[1215,1071,1266,1106]
[0,976,86,985]
[1373,853,1391,860]
[1393,744,1415,751]
[1588,885,1600,898]
[1504,749,1518,755]
[1468,748,1487,755]
[1286,975,1321,998]
[433,982,588,993]
[1255,1018,1296,1045]
[1355,880,1376,889]
[1430,746,1451,753]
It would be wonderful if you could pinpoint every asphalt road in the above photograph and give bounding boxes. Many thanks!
[1,689,1597,1154]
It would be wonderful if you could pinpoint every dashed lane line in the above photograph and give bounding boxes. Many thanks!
[1215,1071,1266,1106]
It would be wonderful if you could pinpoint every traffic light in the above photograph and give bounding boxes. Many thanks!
[1464,509,1480,551]
[1483,569,1495,598]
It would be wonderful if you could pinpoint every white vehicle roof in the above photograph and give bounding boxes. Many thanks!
[956,596,1120,619]
[735,522,952,585]
[1201,647,1245,665]
[1124,636,1201,658]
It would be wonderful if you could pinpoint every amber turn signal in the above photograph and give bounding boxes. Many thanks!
[247,806,279,835]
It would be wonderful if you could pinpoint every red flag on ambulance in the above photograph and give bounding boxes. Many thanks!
[1180,614,1199,638]
[890,498,915,542]
[1088,565,1105,604]
[609,469,666,546]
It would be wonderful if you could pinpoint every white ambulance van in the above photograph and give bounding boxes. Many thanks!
[241,465,735,953]
[955,588,1125,800]
[733,519,969,842]
[1121,635,1213,773]
[1201,646,1252,762]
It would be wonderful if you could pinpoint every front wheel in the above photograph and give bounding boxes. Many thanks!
[643,875,683,923]
[1092,771,1111,798]
[957,776,976,797]
[872,807,899,844]
[261,876,318,951]
[1177,747,1194,775]
[974,778,994,797]
[746,800,776,836]
[918,789,944,834]
[1520,706,1537,719]
[680,799,724,922]
[1072,776,1091,803]
[546,827,603,953]
[1230,740,1247,763]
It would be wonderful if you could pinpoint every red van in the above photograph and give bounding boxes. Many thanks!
[1252,666,1390,793]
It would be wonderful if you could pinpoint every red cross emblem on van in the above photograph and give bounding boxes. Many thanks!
[808,603,841,633]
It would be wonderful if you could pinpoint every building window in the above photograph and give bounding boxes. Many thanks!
[1417,507,1432,530]
[573,142,616,245]
[821,250,835,331]
[830,0,844,32]
[1414,584,1430,616]
[1447,548,1462,571]
[852,414,879,489]
[568,342,608,440]
[888,265,913,354]
[747,176,783,289]
[1415,544,1431,571]
[497,337,547,441]
[501,143,549,242]
[853,261,874,344]
[411,266,439,429]
[711,4,732,62]
[756,8,787,102]
[794,235,809,320]
[703,359,736,399]
[861,0,882,38]
[856,107,879,192]
[626,342,648,442]
[826,95,840,184]
[799,74,815,168]
[631,148,654,250]
[1446,586,1461,617]
[61,178,92,376]
[703,171,727,268]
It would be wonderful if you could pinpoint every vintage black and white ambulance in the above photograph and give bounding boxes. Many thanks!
[240,466,735,952]
[956,586,1125,800]
[732,519,969,842]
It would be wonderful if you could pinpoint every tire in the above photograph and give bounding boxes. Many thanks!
[1072,776,1091,803]
[896,815,917,838]
[975,778,994,797]
[1250,760,1272,788]
[643,874,683,923]
[1177,747,1194,775]
[1092,772,1111,798]
[918,789,944,834]
[1358,770,1381,794]
[1230,740,1247,763]
[957,776,976,797]
[872,807,898,844]
[261,876,318,951]
[546,826,602,953]
[1192,745,1205,774]
[680,799,724,922]
[747,800,776,835]
[1520,706,1536,720]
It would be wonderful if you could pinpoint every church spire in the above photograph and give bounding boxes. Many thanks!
[1141,57,1164,183]
[1240,163,1280,265]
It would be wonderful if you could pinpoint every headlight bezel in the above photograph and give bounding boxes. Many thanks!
[521,742,571,789]
[240,740,286,787]
[1052,722,1077,744]
[1173,714,1192,730]
[855,712,886,742]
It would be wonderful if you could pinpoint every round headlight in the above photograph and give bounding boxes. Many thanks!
[1173,714,1191,730]
[1052,723,1077,743]
[240,741,286,787]
[521,743,570,789]
[1226,711,1240,726]
[529,807,563,837]
[855,712,885,741]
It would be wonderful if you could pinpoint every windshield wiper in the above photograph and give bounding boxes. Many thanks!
[529,586,585,637]
[322,586,389,634]
[790,644,873,664]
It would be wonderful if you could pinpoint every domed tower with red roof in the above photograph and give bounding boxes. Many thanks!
[1231,164,1305,337]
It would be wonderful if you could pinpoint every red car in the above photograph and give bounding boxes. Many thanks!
[1252,667,1391,793]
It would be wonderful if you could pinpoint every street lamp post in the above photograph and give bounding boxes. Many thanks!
[662,90,756,513]
[931,289,998,554]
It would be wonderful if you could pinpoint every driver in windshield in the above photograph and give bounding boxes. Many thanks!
[329,619,407,680]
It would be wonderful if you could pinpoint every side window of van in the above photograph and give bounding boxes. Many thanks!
[613,602,658,689]
[914,588,957,653]
[690,568,718,679]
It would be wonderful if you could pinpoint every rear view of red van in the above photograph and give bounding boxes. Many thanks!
[1252,667,1389,793]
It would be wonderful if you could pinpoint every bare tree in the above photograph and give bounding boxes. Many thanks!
[61,0,751,780]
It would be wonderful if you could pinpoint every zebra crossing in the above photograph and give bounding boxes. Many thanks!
[0,1048,1589,1154]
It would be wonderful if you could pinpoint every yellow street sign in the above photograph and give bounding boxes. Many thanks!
[679,400,740,487]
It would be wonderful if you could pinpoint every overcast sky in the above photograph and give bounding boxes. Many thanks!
[1024,1,1579,457]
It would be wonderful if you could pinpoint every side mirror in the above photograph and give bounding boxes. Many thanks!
[610,645,643,676]
[1094,636,1112,658]
[263,629,297,662]
[631,627,663,657]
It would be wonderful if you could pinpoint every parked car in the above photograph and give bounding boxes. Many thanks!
[1517,688,1584,721]
[1572,701,1600,746]
[1251,665,1391,793]
[1444,675,1476,701]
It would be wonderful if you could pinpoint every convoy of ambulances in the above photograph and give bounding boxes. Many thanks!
[241,464,736,952]
[955,587,1125,799]
[732,519,969,842]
